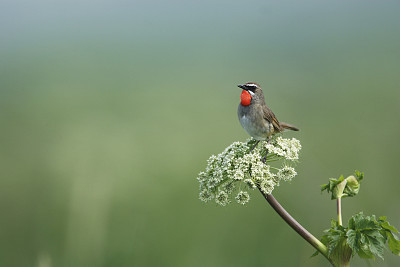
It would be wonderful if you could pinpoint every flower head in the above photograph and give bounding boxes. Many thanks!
[215,191,230,206]
[277,166,297,181]
[199,189,212,202]
[197,136,301,206]
[235,191,250,205]
[260,180,275,195]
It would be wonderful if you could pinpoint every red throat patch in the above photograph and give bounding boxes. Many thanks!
[240,90,252,106]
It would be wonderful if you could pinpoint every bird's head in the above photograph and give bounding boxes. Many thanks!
[237,82,264,106]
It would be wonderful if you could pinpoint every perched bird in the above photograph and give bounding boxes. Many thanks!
[237,82,299,152]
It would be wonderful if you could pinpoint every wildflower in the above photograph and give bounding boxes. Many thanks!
[236,191,250,205]
[260,180,275,195]
[223,182,235,194]
[277,166,297,181]
[233,169,244,181]
[215,191,230,206]
[197,136,301,205]
[199,189,213,202]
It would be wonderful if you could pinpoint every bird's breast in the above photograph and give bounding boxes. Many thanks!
[238,112,270,141]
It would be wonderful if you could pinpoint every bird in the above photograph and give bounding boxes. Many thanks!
[237,82,299,153]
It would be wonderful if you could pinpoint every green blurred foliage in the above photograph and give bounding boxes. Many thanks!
[1,0,400,266]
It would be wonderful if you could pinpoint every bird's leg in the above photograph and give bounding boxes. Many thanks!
[249,140,260,152]
[261,138,271,164]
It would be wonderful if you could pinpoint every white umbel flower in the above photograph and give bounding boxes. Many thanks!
[277,166,297,181]
[235,191,250,205]
[197,136,301,205]
[215,191,230,206]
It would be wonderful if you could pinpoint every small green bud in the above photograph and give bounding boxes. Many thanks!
[321,171,363,199]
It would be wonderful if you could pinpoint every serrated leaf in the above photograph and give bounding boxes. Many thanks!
[346,229,360,255]
[321,184,329,192]
[331,219,338,228]
[357,235,375,259]
[355,170,364,181]
[358,243,375,259]
[349,212,376,230]
[357,219,377,230]
[366,235,385,260]
[363,229,384,240]
[378,216,387,222]
[348,216,355,230]
[381,221,399,234]
[329,178,339,192]
[387,231,400,256]
[346,212,400,260]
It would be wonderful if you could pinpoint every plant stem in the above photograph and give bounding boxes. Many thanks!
[258,190,334,266]
[337,198,342,226]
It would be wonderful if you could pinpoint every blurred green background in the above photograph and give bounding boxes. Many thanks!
[1,0,400,266]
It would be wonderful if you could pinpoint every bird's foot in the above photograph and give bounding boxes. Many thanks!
[260,138,271,165]
[249,140,260,152]
[261,156,267,164]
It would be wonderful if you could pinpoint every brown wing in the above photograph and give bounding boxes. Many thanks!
[263,105,282,132]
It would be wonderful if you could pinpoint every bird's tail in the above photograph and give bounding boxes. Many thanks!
[280,122,299,132]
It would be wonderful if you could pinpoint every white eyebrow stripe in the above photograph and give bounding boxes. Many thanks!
[246,83,257,87]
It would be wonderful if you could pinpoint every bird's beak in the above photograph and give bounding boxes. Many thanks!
[237,84,245,89]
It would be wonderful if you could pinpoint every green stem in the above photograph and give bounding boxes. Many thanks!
[337,198,342,226]
[258,190,334,266]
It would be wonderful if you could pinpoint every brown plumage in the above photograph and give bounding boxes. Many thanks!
[237,82,299,141]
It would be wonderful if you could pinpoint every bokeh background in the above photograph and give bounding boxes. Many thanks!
[1,0,400,266]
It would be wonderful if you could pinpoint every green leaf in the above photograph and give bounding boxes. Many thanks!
[345,212,389,260]
[365,234,385,260]
[358,237,375,259]
[346,229,360,255]
[331,219,339,228]
[342,175,360,197]
[348,212,376,230]
[310,250,319,258]
[357,218,376,230]
[387,231,400,256]
[378,216,387,222]
[320,228,347,257]
[380,221,399,234]
[354,170,364,181]
[333,179,347,199]
[348,216,355,230]
[321,183,329,192]
[328,211,400,261]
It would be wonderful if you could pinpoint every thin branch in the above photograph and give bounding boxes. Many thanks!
[257,139,334,265]
[258,190,334,265]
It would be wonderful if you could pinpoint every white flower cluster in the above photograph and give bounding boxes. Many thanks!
[264,136,301,160]
[197,136,301,206]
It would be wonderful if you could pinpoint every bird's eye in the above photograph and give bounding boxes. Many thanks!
[246,84,257,91]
